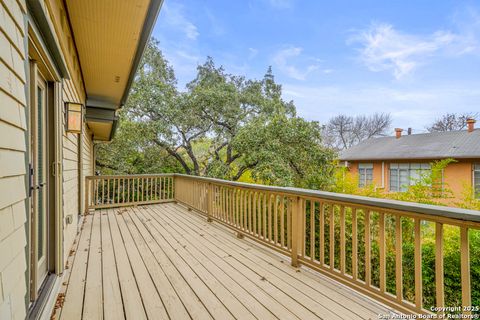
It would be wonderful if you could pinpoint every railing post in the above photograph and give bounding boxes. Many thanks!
[84,178,90,214]
[291,196,303,267]
[460,226,471,315]
[207,183,213,222]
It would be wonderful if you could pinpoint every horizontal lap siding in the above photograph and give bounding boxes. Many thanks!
[0,0,28,319]
[62,78,84,263]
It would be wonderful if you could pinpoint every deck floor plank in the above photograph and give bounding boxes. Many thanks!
[158,203,386,319]
[60,203,399,320]
[126,207,213,320]
[150,205,335,319]
[140,206,300,320]
[114,210,169,320]
[129,209,236,320]
[108,209,147,320]
[163,202,391,316]
[121,209,193,320]
[60,214,94,320]
[83,211,104,320]
[134,207,276,320]
[100,210,125,320]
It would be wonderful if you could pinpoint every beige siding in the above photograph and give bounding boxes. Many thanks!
[61,78,84,262]
[0,0,28,319]
[1,0,95,317]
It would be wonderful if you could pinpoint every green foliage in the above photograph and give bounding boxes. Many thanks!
[97,38,335,189]
[455,183,480,210]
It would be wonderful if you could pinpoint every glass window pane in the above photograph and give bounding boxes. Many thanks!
[399,169,409,192]
[474,166,480,199]
[390,169,398,191]
[359,163,373,169]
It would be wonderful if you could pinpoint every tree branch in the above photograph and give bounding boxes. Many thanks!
[153,138,191,174]
[232,161,258,181]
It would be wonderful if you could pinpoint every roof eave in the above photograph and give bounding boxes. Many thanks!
[119,0,164,108]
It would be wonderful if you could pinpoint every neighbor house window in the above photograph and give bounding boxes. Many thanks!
[389,163,431,192]
[358,163,373,187]
[474,164,480,199]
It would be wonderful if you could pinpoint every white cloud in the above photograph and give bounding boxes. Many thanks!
[248,48,258,59]
[281,83,480,130]
[163,3,199,40]
[350,9,480,80]
[272,47,320,80]
[350,23,456,79]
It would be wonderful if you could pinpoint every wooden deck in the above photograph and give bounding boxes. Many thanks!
[56,203,398,320]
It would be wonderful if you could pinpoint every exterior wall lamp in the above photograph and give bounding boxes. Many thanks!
[65,102,84,134]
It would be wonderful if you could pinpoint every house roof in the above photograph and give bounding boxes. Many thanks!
[339,129,480,161]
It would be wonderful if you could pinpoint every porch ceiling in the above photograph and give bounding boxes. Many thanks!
[65,0,163,140]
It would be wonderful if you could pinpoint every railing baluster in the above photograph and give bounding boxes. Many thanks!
[365,210,371,286]
[301,199,305,257]
[396,214,403,302]
[310,200,315,261]
[106,178,110,204]
[263,193,267,240]
[460,226,471,315]
[414,217,422,309]
[268,194,272,242]
[248,190,252,232]
[228,188,235,224]
[128,178,131,203]
[330,204,335,270]
[253,192,257,235]
[236,189,240,227]
[150,177,153,201]
[135,177,138,202]
[435,222,444,311]
[244,190,248,232]
[240,189,243,227]
[287,198,292,249]
[274,196,279,246]
[319,202,325,266]
[101,179,105,205]
[280,196,285,248]
[340,205,346,274]
[122,178,125,203]
[291,196,301,267]
[112,179,115,204]
[379,212,386,292]
[352,208,358,281]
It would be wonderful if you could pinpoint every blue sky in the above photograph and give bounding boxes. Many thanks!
[152,0,480,133]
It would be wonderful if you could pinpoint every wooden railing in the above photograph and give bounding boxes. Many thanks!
[85,174,174,209]
[174,174,480,316]
[84,173,479,315]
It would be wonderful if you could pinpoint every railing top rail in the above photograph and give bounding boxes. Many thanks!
[86,173,175,180]
[174,173,480,223]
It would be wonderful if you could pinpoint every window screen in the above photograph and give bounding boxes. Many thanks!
[358,163,373,187]
[474,164,480,199]
[389,163,431,192]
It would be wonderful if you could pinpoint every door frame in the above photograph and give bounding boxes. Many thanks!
[27,23,64,304]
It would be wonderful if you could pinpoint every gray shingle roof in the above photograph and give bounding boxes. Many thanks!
[339,129,480,161]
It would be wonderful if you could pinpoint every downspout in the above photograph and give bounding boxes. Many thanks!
[381,161,385,189]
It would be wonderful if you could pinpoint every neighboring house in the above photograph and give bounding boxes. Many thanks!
[0,0,162,319]
[339,119,480,203]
